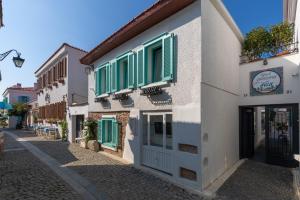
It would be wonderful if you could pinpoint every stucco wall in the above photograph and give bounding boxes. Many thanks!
[239,53,300,106]
[67,47,88,105]
[36,46,68,107]
[201,0,242,188]
[87,0,202,190]
[3,89,36,128]
[36,45,87,107]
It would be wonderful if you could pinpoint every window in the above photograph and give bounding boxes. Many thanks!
[152,47,162,83]
[142,112,173,150]
[98,118,119,149]
[18,96,29,103]
[95,64,110,96]
[113,52,135,92]
[117,57,128,90]
[138,33,174,87]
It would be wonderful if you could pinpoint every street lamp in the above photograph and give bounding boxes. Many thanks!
[0,49,25,68]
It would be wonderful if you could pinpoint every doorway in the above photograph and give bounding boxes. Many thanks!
[75,115,84,138]
[141,112,173,174]
[240,104,299,168]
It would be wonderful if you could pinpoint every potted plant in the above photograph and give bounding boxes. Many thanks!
[81,118,98,151]
[242,22,294,62]
[59,119,68,142]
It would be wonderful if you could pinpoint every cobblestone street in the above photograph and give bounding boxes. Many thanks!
[1,129,297,200]
[0,133,82,200]
[8,129,204,200]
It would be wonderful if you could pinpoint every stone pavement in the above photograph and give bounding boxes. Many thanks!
[3,129,298,200]
[8,129,204,200]
[216,160,296,200]
[0,132,82,200]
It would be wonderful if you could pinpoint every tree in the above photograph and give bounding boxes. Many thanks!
[242,22,294,60]
[8,103,28,126]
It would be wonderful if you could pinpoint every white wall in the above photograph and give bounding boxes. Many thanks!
[88,0,202,190]
[68,104,89,142]
[239,53,300,106]
[201,0,242,189]
[67,47,88,105]
[36,46,68,107]
[3,88,36,128]
[36,45,88,107]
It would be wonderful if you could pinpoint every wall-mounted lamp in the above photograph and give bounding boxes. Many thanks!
[84,64,94,75]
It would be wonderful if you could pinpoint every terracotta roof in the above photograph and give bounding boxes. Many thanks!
[2,87,35,96]
[80,0,195,65]
[35,43,87,75]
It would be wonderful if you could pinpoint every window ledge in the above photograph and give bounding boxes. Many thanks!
[114,88,133,95]
[141,81,169,89]
[96,93,109,98]
[101,143,117,151]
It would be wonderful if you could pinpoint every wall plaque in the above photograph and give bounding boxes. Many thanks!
[250,67,283,96]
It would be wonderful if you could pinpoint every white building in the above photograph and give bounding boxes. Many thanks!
[80,0,243,191]
[2,83,36,128]
[35,43,88,141]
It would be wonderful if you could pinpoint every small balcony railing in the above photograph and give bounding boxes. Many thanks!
[240,42,299,64]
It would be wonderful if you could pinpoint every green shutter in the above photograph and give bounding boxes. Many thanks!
[137,49,145,87]
[99,68,102,95]
[111,61,117,92]
[128,53,134,88]
[112,119,119,148]
[95,70,99,96]
[101,120,106,143]
[106,64,110,93]
[134,53,137,88]
[162,34,174,81]
[97,120,102,143]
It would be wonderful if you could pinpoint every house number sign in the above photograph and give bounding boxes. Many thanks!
[250,67,283,96]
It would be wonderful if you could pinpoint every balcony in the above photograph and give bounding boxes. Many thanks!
[240,42,299,64]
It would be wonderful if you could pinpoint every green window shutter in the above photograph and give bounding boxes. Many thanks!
[98,68,102,95]
[101,120,106,143]
[111,61,117,92]
[134,53,137,88]
[137,49,145,87]
[106,64,111,93]
[162,34,174,81]
[95,71,98,96]
[97,120,102,143]
[112,119,119,148]
[128,53,134,88]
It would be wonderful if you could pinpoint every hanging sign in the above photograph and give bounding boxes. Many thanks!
[250,67,283,96]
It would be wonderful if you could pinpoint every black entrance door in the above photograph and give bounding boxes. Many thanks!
[76,115,84,138]
[265,104,299,167]
[240,107,255,159]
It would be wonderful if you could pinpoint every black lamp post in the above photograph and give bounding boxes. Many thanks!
[0,49,25,68]
[0,49,25,81]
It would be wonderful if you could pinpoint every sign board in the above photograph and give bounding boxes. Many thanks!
[250,67,283,96]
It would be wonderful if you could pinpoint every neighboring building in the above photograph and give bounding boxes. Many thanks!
[26,97,38,128]
[35,43,88,141]
[2,83,36,128]
[80,0,243,191]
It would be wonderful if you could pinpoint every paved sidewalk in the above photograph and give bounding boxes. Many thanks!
[216,160,296,200]
[0,132,82,200]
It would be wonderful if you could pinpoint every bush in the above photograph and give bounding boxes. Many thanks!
[242,22,294,60]
[59,120,68,141]
[82,118,97,142]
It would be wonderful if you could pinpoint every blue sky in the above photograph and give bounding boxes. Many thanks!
[0,0,283,99]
